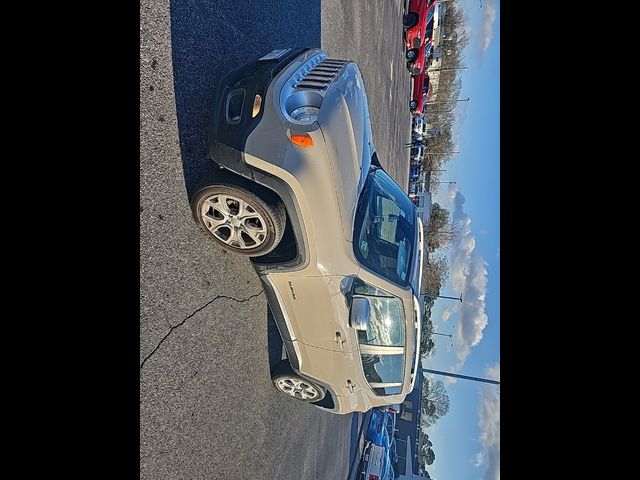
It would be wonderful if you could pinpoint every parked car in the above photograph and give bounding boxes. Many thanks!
[410,164,420,180]
[404,0,437,61]
[363,441,394,480]
[412,116,426,137]
[407,41,433,77]
[366,408,397,446]
[362,413,397,480]
[192,47,424,414]
[410,72,430,115]
[410,145,425,164]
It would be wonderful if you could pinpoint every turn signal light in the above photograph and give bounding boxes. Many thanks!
[290,133,313,148]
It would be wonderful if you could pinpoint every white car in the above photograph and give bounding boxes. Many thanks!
[362,441,394,480]
[412,116,426,137]
[362,412,397,480]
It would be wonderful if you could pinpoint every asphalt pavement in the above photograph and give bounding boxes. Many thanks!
[140,1,411,479]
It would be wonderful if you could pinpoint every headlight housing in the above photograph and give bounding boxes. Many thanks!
[289,106,320,124]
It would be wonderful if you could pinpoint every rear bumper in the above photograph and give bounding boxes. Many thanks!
[208,47,310,156]
[207,48,314,272]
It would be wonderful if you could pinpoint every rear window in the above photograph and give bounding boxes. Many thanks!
[353,169,416,287]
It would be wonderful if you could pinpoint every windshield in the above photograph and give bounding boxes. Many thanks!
[425,18,434,39]
[353,169,417,288]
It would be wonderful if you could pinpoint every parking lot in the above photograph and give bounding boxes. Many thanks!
[140,0,412,478]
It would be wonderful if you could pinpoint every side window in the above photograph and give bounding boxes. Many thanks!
[353,280,405,396]
[361,354,404,384]
[353,279,405,348]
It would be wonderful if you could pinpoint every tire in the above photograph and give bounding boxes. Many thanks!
[191,184,286,257]
[406,48,418,61]
[403,12,418,28]
[409,100,419,110]
[271,360,326,402]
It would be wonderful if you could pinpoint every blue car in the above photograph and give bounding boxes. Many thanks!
[366,409,392,446]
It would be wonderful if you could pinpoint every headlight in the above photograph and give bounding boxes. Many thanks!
[289,106,320,124]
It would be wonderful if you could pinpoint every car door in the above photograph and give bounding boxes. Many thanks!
[285,275,360,352]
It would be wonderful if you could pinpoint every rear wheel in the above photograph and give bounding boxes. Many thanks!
[191,184,285,257]
[272,360,326,402]
[403,12,419,28]
[409,100,419,110]
[406,48,418,61]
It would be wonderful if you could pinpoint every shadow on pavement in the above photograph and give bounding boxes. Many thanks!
[169,0,321,201]
[266,307,285,371]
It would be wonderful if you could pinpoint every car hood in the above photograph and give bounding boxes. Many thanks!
[317,62,373,243]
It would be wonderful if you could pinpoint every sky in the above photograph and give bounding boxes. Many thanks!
[419,1,500,479]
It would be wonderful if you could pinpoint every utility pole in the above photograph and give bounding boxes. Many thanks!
[428,67,468,73]
[431,181,456,186]
[429,324,455,348]
[426,97,469,106]
[421,368,500,385]
[423,292,462,302]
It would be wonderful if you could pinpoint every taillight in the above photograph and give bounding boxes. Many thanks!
[369,475,379,480]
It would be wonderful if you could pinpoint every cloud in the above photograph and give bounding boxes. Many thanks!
[442,308,453,322]
[478,361,500,480]
[472,452,485,468]
[445,186,490,366]
[481,0,498,52]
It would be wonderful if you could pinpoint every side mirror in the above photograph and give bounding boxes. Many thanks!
[350,296,370,331]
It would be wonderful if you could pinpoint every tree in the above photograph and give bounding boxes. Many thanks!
[420,378,451,428]
[421,256,449,296]
[426,203,462,252]
[424,402,436,417]
[420,0,471,175]
[426,203,451,252]
[421,337,436,358]
[423,447,436,465]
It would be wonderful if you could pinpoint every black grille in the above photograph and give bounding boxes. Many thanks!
[294,59,348,91]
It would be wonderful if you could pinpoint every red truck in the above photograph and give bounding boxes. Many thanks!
[410,72,431,115]
[404,0,437,69]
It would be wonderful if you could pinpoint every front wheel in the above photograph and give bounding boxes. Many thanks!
[272,361,326,402]
[191,184,285,257]
[406,48,418,61]
[409,100,419,110]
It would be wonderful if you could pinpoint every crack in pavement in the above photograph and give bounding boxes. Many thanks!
[140,290,264,370]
